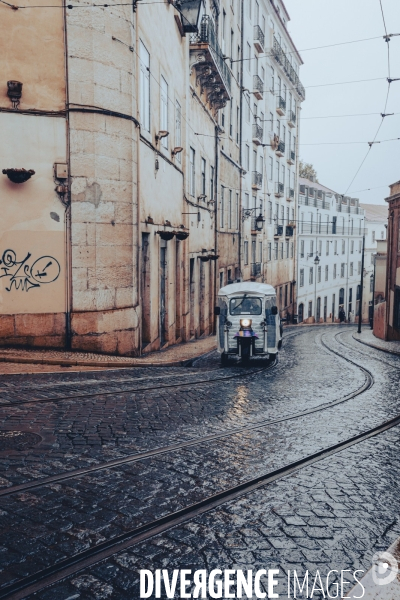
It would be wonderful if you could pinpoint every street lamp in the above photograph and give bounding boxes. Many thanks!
[314,254,320,323]
[242,208,265,231]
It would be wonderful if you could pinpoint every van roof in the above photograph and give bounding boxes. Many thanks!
[218,282,276,296]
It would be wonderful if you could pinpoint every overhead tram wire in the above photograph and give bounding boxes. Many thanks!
[343,0,396,196]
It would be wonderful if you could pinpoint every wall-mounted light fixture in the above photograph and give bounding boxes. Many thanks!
[7,81,22,110]
[155,130,169,144]
[172,147,183,157]
[2,168,35,184]
[198,194,207,201]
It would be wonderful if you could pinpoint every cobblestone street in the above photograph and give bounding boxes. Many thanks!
[0,325,399,599]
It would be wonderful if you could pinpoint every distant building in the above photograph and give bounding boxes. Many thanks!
[296,177,365,324]
[360,204,388,322]
[372,239,388,339]
[380,181,400,341]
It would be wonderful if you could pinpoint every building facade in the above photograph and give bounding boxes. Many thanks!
[359,204,388,323]
[382,181,400,341]
[296,177,365,324]
[0,0,304,355]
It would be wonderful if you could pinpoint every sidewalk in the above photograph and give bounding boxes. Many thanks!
[0,336,217,375]
[353,328,400,357]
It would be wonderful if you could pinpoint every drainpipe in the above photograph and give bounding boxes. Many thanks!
[238,0,244,280]
[63,0,72,350]
[135,8,142,353]
[213,123,219,333]
[293,103,301,323]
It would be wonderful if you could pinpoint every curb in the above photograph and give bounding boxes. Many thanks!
[0,348,216,370]
[352,332,400,357]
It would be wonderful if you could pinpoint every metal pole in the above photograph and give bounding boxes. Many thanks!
[357,230,366,334]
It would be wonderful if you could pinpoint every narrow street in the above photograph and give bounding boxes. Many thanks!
[0,325,399,599]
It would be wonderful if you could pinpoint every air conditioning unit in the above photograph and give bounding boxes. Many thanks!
[270,134,280,151]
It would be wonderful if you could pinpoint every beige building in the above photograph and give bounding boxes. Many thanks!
[0,0,303,355]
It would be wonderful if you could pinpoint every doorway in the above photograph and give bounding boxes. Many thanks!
[316,297,321,323]
[160,241,167,347]
[298,303,304,323]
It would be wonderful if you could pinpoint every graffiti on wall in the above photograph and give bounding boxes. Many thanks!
[0,249,61,292]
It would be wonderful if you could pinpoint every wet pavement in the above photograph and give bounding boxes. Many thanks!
[0,326,399,599]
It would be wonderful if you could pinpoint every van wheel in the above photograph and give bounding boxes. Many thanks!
[269,352,277,362]
[278,339,282,349]
[221,353,229,367]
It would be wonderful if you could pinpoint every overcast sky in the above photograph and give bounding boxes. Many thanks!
[284,0,400,204]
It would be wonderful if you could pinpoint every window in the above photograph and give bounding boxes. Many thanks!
[245,145,250,171]
[351,240,354,254]
[245,93,250,122]
[300,269,304,287]
[318,240,322,256]
[300,240,304,258]
[280,242,284,260]
[268,201,273,224]
[246,42,251,72]
[358,261,361,275]
[309,267,314,285]
[326,241,329,256]
[268,157,273,180]
[210,166,214,200]
[290,242,294,258]
[270,66,274,92]
[139,41,150,132]
[201,158,206,196]
[259,241,263,262]
[269,112,274,133]
[317,265,321,283]
[236,193,239,229]
[175,100,181,162]
[341,263,345,278]
[220,186,225,228]
[342,240,345,255]
[229,98,233,137]
[334,240,338,255]
[310,240,314,256]
[325,265,329,281]
[189,147,195,196]
[268,242,272,261]
[308,301,313,318]
[333,264,337,279]
[245,193,249,209]
[286,241,289,259]
[160,76,168,148]
[372,231,376,243]
[274,242,278,260]
[236,106,240,144]
[244,241,249,265]
[350,262,353,276]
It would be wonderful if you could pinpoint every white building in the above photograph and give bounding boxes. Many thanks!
[239,0,304,319]
[296,177,365,324]
[359,204,388,322]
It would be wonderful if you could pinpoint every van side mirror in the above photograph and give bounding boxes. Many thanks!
[214,306,221,316]
[271,306,278,316]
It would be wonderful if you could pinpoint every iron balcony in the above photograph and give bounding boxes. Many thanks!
[251,262,262,277]
[253,74,263,100]
[275,140,285,157]
[276,96,286,116]
[252,171,263,190]
[253,25,265,53]
[252,123,263,145]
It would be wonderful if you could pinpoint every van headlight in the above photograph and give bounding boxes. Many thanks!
[240,319,252,329]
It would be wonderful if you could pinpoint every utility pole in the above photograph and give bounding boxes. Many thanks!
[357,229,365,334]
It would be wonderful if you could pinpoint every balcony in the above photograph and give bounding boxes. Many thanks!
[272,36,305,101]
[275,182,284,197]
[251,262,262,278]
[253,25,265,53]
[289,187,295,200]
[275,140,285,157]
[253,74,263,100]
[285,226,294,237]
[288,110,296,128]
[276,96,286,116]
[252,171,263,190]
[274,224,284,237]
[190,15,231,110]
[287,150,295,165]
[252,123,263,145]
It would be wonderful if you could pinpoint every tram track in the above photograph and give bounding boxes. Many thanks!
[3,399,400,600]
[0,329,371,498]
[1,326,387,600]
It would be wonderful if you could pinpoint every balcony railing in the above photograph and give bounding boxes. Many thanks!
[275,224,284,237]
[253,25,265,52]
[276,140,285,156]
[285,226,294,237]
[276,96,286,115]
[288,110,296,127]
[336,203,364,215]
[272,36,305,100]
[290,150,295,162]
[252,123,263,145]
[252,171,263,189]
[251,262,262,277]
[253,74,263,99]
[299,223,367,236]
[299,195,331,210]
[275,182,284,197]
[190,15,231,109]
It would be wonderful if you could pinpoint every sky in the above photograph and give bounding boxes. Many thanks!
[284,0,400,204]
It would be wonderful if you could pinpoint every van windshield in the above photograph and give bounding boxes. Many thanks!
[230,297,262,315]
